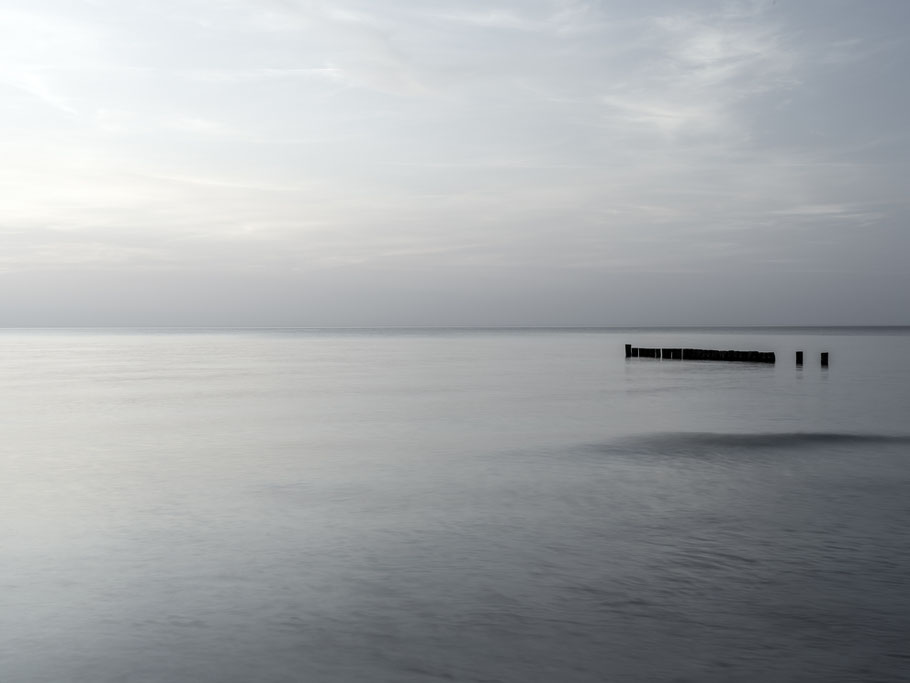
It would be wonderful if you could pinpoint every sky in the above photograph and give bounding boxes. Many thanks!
[1,0,908,326]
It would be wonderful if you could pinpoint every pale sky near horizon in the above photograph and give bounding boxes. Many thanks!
[1,0,907,326]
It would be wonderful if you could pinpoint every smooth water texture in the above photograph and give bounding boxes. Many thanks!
[1,328,909,682]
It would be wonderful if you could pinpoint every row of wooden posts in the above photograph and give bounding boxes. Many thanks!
[625,345,775,363]
[625,345,830,366]
[797,351,829,367]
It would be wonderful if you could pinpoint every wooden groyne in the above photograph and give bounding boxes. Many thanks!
[796,350,830,367]
[625,344,775,364]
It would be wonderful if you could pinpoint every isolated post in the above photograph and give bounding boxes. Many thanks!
[821,352,829,367]
[796,351,803,365]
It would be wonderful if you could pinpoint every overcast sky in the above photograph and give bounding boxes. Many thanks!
[1,0,907,326]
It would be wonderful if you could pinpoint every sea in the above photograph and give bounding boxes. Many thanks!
[1,327,909,683]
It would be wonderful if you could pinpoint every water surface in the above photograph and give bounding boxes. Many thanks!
[1,328,909,682]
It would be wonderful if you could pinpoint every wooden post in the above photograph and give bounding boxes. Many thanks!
[821,352,829,367]
[626,345,775,364]
[796,351,803,366]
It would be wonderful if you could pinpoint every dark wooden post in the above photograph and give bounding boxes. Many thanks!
[625,344,632,358]
[821,352,829,367]
[796,351,803,366]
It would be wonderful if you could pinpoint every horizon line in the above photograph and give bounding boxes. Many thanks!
[1,324,908,331]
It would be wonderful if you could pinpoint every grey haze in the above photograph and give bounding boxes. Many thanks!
[1,0,908,326]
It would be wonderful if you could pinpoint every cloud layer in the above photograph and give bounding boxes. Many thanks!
[1,0,908,325]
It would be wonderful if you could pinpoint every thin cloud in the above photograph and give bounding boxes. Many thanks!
[0,0,907,323]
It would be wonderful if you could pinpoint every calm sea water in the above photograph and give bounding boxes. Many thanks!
[2,328,909,682]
